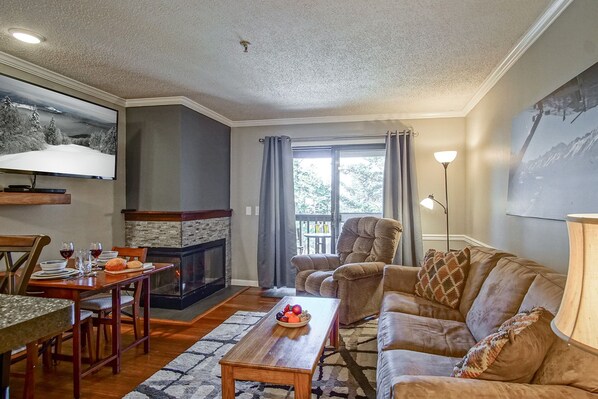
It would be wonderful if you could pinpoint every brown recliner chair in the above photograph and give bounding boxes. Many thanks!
[291,216,402,325]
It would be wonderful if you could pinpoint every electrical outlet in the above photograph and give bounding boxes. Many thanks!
[255,206,260,216]
[245,206,252,216]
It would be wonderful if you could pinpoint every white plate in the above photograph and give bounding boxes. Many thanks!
[31,268,80,280]
[104,263,154,275]
[276,313,311,328]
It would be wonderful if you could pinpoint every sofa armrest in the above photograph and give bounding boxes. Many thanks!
[332,262,385,281]
[383,265,420,294]
[291,254,341,272]
[390,376,594,399]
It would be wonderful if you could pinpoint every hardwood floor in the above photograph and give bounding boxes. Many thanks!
[10,287,279,399]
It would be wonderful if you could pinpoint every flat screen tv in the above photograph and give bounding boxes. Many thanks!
[0,73,118,180]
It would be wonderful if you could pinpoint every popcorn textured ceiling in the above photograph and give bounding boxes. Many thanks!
[0,0,552,121]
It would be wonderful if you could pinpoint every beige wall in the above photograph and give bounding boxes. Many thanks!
[0,64,126,261]
[465,0,598,273]
[230,118,465,282]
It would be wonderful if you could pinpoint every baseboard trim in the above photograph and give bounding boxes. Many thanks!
[422,234,492,248]
[231,279,259,287]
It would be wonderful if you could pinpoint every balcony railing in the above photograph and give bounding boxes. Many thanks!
[295,212,382,254]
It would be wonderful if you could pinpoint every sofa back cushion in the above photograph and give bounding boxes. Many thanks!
[518,272,566,315]
[459,247,513,317]
[337,217,402,265]
[466,257,538,341]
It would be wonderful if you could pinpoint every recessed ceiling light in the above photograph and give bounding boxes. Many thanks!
[8,28,46,44]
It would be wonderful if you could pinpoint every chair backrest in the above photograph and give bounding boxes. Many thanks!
[112,246,147,262]
[336,217,402,265]
[0,235,51,295]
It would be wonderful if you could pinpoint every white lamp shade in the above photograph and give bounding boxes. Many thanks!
[434,151,457,164]
[420,197,434,210]
[551,214,598,355]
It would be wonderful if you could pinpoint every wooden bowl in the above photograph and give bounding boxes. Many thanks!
[276,313,311,328]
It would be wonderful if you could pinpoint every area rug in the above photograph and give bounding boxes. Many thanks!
[125,311,378,399]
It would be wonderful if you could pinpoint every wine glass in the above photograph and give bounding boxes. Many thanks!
[89,242,103,268]
[60,241,74,265]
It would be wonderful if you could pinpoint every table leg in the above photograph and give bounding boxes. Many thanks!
[221,365,235,399]
[1,351,10,399]
[111,285,121,374]
[294,373,312,399]
[73,297,82,399]
[143,277,150,353]
[329,312,339,350]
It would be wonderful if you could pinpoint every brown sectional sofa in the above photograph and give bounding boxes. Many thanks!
[377,246,598,398]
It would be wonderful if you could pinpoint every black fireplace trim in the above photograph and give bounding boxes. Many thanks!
[147,239,226,310]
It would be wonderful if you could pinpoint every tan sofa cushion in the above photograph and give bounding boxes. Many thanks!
[459,246,513,316]
[377,349,461,399]
[378,311,475,357]
[382,292,464,322]
[415,248,470,309]
[532,338,598,393]
[466,257,538,341]
[453,307,555,383]
[336,217,402,265]
[518,271,566,315]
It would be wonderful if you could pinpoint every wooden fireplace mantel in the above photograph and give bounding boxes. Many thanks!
[122,209,232,222]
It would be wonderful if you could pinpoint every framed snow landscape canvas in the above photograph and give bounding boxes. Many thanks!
[0,73,118,180]
[507,61,598,220]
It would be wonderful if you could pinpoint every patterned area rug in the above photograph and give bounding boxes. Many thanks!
[125,311,378,398]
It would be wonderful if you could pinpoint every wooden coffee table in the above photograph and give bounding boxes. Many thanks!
[219,295,341,398]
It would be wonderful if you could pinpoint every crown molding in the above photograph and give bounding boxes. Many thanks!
[0,51,126,107]
[462,0,573,115]
[125,96,233,127]
[230,110,465,127]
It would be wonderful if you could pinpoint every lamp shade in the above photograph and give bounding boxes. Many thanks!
[551,214,598,355]
[434,151,457,164]
[420,197,434,210]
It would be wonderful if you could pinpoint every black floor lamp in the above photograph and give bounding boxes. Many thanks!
[420,151,457,251]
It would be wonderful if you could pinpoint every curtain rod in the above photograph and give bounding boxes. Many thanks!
[258,130,416,143]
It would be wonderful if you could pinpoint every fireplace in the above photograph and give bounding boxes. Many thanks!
[146,239,226,309]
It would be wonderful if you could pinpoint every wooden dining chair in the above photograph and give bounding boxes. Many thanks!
[0,235,52,399]
[80,246,147,359]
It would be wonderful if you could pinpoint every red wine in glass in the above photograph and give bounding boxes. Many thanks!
[60,242,74,260]
[89,242,103,267]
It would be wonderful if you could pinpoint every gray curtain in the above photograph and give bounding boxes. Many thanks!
[257,136,297,288]
[383,131,423,266]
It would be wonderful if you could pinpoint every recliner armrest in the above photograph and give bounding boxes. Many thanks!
[389,376,594,399]
[383,265,421,294]
[291,254,341,272]
[332,262,385,281]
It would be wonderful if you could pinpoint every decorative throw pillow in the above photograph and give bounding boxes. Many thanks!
[452,307,555,383]
[414,247,470,309]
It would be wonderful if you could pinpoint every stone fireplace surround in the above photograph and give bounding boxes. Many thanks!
[123,210,232,300]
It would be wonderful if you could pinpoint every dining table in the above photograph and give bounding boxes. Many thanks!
[27,262,174,399]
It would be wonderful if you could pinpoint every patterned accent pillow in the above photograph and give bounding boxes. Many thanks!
[452,307,555,383]
[414,247,470,309]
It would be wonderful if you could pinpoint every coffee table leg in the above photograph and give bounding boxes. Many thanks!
[221,365,235,399]
[294,373,312,399]
[329,312,339,350]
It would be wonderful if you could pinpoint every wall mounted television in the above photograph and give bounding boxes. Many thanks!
[0,73,118,180]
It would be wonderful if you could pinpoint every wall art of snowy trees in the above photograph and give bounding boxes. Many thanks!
[0,96,116,156]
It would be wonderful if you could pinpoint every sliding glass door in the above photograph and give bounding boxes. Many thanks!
[293,144,385,254]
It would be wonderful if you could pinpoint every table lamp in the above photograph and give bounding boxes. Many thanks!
[551,214,598,355]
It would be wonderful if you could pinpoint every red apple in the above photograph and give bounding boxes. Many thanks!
[283,304,291,313]
[292,304,302,315]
